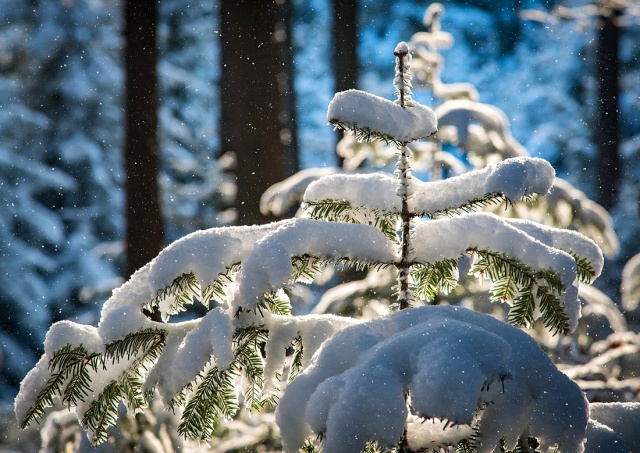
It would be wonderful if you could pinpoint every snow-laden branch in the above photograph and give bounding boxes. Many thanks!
[410,212,584,330]
[304,157,554,216]
[435,99,527,159]
[327,89,437,145]
[97,220,297,339]
[260,167,340,217]
[546,177,619,256]
[276,306,588,453]
[232,219,396,311]
[144,308,233,403]
[501,217,604,279]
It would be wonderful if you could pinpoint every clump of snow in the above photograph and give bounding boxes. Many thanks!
[587,402,640,452]
[584,420,628,453]
[276,306,588,453]
[44,321,103,356]
[503,217,604,279]
[97,220,300,342]
[327,89,437,144]
[304,157,554,217]
[394,41,409,55]
[14,322,105,424]
[304,172,399,212]
[233,219,396,311]
[146,220,297,300]
[145,308,233,402]
[14,355,54,424]
[411,157,554,215]
[262,313,360,391]
[260,167,340,217]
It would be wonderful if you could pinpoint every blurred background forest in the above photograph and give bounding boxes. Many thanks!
[0,0,639,430]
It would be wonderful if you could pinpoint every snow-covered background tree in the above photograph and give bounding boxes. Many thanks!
[0,0,125,401]
[15,41,630,453]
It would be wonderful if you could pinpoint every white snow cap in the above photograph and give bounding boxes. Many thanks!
[304,157,555,216]
[503,217,604,279]
[327,89,437,144]
[586,402,640,452]
[276,306,588,453]
[233,218,396,311]
[394,41,409,55]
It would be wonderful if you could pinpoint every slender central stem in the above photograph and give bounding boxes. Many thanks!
[398,145,412,310]
[393,46,413,310]
[394,47,407,108]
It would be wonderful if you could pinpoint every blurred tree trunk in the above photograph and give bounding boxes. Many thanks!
[595,3,621,210]
[332,0,359,167]
[124,2,164,278]
[332,0,359,92]
[220,0,299,226]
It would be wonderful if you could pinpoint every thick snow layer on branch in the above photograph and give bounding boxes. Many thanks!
[260,167,340,217]
[410,212,581,330]
[276,306,588,453]
[44,321,104,356]
[304,157,554,216]
[98,220,297,343]
[263,313,360,391]
[411,157,554,215]
[586,402,640,452]
[546,178,619,256]
[145,308,234,402]
[503,218,603,279]
[304,172,398,211]
[233,219,396,311]
[327,89,437,144]
[15,322,104,423]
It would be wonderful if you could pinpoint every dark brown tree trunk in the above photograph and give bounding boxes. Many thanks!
[595,4,621,210]
[332,0,359,92]
[124,2,164,278]
[332,0,358,167]
[220,0,299,226]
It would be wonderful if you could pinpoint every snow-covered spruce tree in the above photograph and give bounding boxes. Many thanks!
[0,0,124,400]
[16,43,603,452]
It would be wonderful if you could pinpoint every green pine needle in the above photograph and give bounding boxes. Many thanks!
[305,199,399,241]
[147,272,200,317]
[81,381,121,445]
[20,345,102,429]
[570,252,596,284]
[288,335,304,383]
[79,329,167,445]
[468,248,569,334]
[412,259,459,301]
[177,325,270,442]
[259,289,293,316]
[329,119,407,147]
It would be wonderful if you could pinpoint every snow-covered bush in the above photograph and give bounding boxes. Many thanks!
[16,42,605,452]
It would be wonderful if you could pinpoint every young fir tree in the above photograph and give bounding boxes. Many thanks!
[17,43,606,452]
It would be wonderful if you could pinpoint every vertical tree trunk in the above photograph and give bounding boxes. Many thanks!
[220,0,299,226]
[124,2,164,277]
[595,4,621,210]
[332,0,358,166]
[332,0,359,92]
